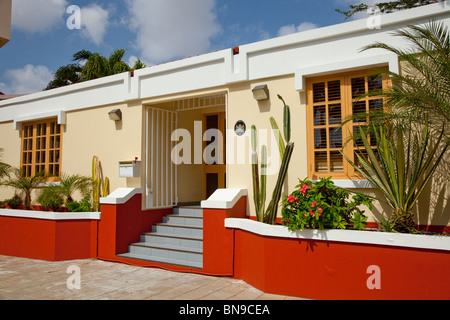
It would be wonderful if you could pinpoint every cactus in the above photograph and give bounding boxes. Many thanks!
[264,142,294,224]
[251,125,267,222]
[252,95,295,225]
[92,156,110,212]
[103,177,110,198]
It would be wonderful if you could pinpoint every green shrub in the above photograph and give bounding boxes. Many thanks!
[281,177,373,231]
[65,195,92,212]
[5,195,23,209]
[38,187,64,212]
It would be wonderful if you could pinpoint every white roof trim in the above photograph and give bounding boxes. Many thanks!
[13,110,66,130]
[295,53,399,92]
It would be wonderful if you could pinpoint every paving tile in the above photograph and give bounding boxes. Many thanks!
[0,255,305,300]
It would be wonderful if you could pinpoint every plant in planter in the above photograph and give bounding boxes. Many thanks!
[341,120,449,233]
[92,156,110,212]
[2,195,23,209]
[281,177,373,231]
[65,195,92,212]
[0,148,11,180]
[54,173,92,203]
[38,187,64,212]
[252,95,295,225]
[0,168,48,210]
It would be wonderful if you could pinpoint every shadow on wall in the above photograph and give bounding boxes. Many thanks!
[417,172,450,229]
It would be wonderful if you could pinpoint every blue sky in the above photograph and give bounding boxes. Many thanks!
[0,0,369,94]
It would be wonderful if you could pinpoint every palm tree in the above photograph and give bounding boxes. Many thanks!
[45,64,82,90]
[0,168,48,210]
[0,148,11,180]
[74,49,132,81]
[336,1,443,20]
[341,21,450,232]
[45,49,147,89]
[53,173,91,203]
[361,21,450,141]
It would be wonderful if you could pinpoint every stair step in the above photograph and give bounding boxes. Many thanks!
[152,223,203,238]
[173,207,203,217]
[163,215,203,227]
[141,233,203,249]
[130,242,202,254]
[120,206,204,269]
[118,252,203,269]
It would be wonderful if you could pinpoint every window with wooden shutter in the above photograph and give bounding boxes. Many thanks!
[306,69,389,179]
[21,118,62,178]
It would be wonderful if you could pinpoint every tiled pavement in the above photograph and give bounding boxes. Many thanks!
[0,255,305,300]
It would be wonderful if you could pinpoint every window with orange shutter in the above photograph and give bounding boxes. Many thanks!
[306,69,389,179]
[21,118,62,178]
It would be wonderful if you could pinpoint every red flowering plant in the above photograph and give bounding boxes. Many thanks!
[281,177,373,231]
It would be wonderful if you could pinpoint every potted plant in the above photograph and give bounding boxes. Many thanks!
[281,177,373,231]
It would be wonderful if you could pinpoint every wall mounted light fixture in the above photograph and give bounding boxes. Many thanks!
[108,109,122,121]
[252,85,270,101]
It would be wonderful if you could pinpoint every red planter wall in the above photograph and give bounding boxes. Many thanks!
[0,215,97,261]
[232,229,450,300]
[202,196,247,275]
[97,193,171,261]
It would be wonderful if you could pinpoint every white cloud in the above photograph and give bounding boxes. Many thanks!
[80,4,109,46]
[12,0,67,33]
[277,22,319,37]
[127,0,221,65]
[2,65,53,94]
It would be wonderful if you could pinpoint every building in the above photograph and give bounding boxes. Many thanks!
[0,3,449,229]
[0,0,12,48]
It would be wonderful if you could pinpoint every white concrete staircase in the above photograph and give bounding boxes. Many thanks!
[118,206,203,269]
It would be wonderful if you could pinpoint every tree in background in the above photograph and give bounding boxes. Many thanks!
[45,49,147,90]
[0,148,11,180]
[336,0,444,19]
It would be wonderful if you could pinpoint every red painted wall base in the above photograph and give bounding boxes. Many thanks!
[232,229,450,300]
[0,215,97,261]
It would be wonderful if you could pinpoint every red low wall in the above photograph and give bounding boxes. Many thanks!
[2,188,448,300]
[97,193,171,260]
[231,226,450,300]
[202,196,247,275]
[0,214,98,261]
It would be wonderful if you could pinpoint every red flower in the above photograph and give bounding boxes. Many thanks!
[287,195,298,203]
[310,210,314,217]
[311,201,318,208]
[299,184,311,196]
[317,207,323,214]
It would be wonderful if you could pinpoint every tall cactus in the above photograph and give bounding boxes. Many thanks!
[252,95,295,225]
[92,156,110,212]
[251,125,267,222]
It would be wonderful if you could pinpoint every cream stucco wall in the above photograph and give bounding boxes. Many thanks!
[0,102,143,203]
[63,102,143,194]
[0,0,11,48]
[0,120,21,199]
[226,75,309,219]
